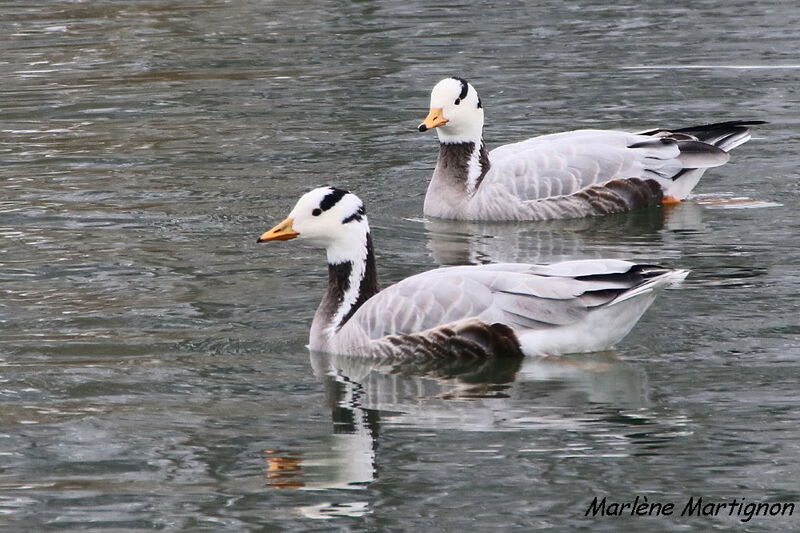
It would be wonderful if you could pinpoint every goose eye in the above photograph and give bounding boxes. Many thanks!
[454,98,461,105]
[312,208,322,216]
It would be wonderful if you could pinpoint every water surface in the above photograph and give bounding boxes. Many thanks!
[1,1,799,531]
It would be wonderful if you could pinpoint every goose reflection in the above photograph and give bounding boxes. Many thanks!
[263,368,378,492]
[311,350,650,418]
[265,350,681,492]
[264,352,525,491]
[424,202,707,266]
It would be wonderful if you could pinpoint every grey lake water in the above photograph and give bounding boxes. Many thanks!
[1,0,799,531]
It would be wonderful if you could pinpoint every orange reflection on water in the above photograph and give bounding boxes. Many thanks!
[264,449,305,489]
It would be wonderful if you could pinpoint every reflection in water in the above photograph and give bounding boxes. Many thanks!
[692,193,782,210]
[264,451,305,490]
[296,501,371,520]
[271,350,693,492]
[262,371,378,492]
[424,202,707,266]
[517,353,649,407]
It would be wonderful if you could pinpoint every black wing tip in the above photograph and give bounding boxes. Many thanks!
[670,119,768,132]
[639,120,768,138]
[574,263,675,284]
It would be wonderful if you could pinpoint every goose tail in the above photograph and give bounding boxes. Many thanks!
[609,266,690,306]
[657,120,768,153]
[637,120,766,201]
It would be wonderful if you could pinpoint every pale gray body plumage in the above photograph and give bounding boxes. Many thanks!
[425,130,677,221]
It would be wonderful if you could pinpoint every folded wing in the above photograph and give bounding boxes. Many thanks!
[338,260,675,345]
[483,129,729,202]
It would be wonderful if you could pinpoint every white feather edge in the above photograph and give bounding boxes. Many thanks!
[609,268,690,306]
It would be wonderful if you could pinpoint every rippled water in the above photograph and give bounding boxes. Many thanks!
[1,0,799,531]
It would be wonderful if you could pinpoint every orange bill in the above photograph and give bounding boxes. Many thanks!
[418,107,448,132]
[257,217,299,242]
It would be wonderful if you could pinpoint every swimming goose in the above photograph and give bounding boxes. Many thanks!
[257,187,689,358]
[418,77,765,221]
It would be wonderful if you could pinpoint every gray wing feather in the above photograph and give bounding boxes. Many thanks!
[527,258,638,277]
[481,130,697,202]
[337,260,645,342]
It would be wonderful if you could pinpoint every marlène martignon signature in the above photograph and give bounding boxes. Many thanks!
[585,496,796,523]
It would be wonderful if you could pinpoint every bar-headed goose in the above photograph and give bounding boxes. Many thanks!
[258,187,689,358]
[418,77,765,221]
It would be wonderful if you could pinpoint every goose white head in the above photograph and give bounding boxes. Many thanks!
[418,77,484,144]
[257,187,369,265]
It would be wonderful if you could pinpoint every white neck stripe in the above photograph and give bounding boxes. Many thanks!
[465,141,484,195]
[324,232,369,337]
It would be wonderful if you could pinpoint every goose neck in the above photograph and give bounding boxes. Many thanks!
[435,140,491,195]
[322,233,379,336]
